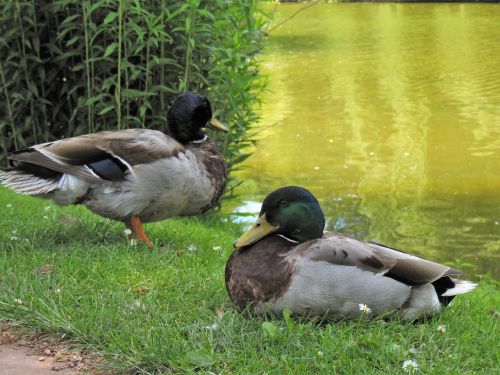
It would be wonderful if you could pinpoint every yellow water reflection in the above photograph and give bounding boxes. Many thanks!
[234,4,500,277]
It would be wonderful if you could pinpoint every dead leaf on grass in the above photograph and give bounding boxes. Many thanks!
[56,213,78,226]
[215,307,225,320]
[35,264,54,275]
[134,286,150,295]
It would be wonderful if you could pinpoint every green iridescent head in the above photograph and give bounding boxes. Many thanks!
[235,186,325,248]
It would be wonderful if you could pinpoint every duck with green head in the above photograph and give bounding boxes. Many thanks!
[225,186,477,320]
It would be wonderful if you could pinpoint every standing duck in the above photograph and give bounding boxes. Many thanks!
[0,92,228,247]
[226,186,477,320]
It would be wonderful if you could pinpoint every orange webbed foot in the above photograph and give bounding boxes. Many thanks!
[125,216,153,248]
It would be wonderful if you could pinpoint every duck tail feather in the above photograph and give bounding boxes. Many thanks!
[441,280,478,297]
[0,170,59,196]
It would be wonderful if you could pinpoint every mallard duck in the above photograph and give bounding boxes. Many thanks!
[0,92,228,247]
[226,186,477,320]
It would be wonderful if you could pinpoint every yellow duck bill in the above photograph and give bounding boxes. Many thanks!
[234,214,279,248]
[208,117,229,132]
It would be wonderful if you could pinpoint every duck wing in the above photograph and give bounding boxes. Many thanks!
[297,232,461,287]
[365,240,462,286]
[294,232,396,273]
[8,129,184,183]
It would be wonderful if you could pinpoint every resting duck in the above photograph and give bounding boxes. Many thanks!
[0,92,228,247]
[226,186,477,320]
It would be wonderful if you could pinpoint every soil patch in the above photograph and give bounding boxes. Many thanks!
[0,322,110,374]
[0,344,75,375]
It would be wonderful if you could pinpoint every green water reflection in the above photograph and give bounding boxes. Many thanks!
[233,3,500,277]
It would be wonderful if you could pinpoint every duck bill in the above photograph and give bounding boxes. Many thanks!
[208,117,228,132]
[234,214,279,248]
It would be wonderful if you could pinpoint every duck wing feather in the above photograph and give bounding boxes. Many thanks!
[9,129,184,182]
[366,241,462,286]
[296,232,461,287]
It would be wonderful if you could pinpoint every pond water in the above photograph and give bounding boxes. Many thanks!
[230,3,500,278]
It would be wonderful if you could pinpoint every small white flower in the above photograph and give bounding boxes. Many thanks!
[6,203,12,208]
[358,303,372,314]
[124,229,132,236]
[44,206,51,211]
[62,77,67,82]
[130,239,138,246]
[212,246,221,251]
[437,325,446,333]
[205,322,219,331]
[317,351,324,357]
[14,298,23,304]
[408,347,419,355]
[126,300,146,311]
[389,343,401,352]
[402,359,419,372]
[43,216,48,220]
[10,236,18,241]
[187,244,197,252]
[55,288,61,294]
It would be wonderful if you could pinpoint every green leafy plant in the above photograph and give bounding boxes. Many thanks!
[0,0,268,195]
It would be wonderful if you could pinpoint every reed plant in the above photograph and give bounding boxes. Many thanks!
[0,0,267,193]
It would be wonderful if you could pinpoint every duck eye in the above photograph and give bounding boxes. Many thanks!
[279,200,288,208]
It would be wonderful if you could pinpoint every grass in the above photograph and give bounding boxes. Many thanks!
[0,186,498,374]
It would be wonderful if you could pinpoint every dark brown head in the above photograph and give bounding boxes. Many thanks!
[167,92,228,144]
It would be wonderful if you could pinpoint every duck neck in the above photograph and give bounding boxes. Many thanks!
[190,134,208,144]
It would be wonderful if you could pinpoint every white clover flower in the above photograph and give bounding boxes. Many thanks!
[187,244,197,252]
[402,359,419,373]
[389,343,401,352]
[55,288,61,294]
[212,246,221,251]
[437,325,446,333]
[317,351,324,357]
[14,298,23,304]
[43,216,48,220]
[130,239,138,246]
[205,322,219,331]
[10,236,18,241]
[358,303,372,314]
[408,347,419,355]
[124,229,132,236]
